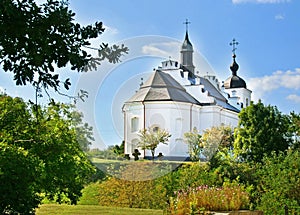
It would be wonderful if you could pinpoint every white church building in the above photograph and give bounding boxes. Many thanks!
[123,29,252,160]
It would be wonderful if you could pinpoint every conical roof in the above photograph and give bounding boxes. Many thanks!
[126,70,200,104]
[181,31,193,51]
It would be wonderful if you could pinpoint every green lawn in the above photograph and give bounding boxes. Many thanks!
[36,204,164,215]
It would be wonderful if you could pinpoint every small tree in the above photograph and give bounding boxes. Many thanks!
[137,127,171,160]
[184,128,203,161]
[202,125,234,161]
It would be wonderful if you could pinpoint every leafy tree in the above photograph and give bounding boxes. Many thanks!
[0,143,43,214]
[0,95,95,213]
[137,127,171,160]
[256,150,300,214]
[0,0,128,96]
[111,140,125,157]
[183,128,203,161]
[290,112,300,149]
[202,125,234,161]
[234,101,292,162]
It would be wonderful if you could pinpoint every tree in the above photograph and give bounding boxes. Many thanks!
[234,100,292,163]
[0,95,95,213]
[290,112,300,149]
[202,125,234,162]
[257,150,300,214]
[183,128,203,161]
[0,143,44,214]
[137,127,171,160]
[0,0,128,96]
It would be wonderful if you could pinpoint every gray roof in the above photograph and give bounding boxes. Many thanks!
[199,77,227,102]
[126,70,200,105]
[199,77,240,112]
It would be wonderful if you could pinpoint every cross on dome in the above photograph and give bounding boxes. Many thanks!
[183,19,191,32]
[230,38,239,56]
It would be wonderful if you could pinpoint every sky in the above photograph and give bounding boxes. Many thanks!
[1,0,300,149]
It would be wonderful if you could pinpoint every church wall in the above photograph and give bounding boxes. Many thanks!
[123,102,145,156]
[198,106,238,132]
[225,88,252,109]
[143,101,192,157]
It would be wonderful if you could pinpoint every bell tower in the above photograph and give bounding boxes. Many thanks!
[180,19,195,74]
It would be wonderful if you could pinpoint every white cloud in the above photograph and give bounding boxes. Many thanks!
[275,14,285,20]
[142,42,180,59]
[248,68,300,101]
[232,0,291,4]
[103,25,119,35]
[286,94,300,103]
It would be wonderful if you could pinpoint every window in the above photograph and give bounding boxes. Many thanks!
[131,117,139,133]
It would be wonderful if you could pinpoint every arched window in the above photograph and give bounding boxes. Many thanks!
[131,117,139,133]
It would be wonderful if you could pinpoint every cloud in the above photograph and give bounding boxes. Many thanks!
[286,94,300,103]
[103,25,119,35]
[275,14,285,20]
[248,68,300,101]
[142,42,180,58]
[232,0,291,4]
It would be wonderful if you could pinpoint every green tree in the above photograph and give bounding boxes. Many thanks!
[290,112,300,149]
[257,150,300,214]
[137,127,171,160]
[0,95,95,213]
[0,0,128,95]
[234,101,292,162]
[184,128,203,161]
[0,143,44,214]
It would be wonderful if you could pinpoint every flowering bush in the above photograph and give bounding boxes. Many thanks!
[168,183,249,214]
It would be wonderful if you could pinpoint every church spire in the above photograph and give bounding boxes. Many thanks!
[181,19,195,74]
[229,38,239,76]
[224,38,247,89]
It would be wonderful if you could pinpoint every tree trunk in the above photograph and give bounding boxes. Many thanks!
[151,149,155,161]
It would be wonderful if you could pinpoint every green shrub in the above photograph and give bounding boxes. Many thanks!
[256,150,300,214]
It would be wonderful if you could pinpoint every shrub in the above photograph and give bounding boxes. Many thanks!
[168,183,249,214]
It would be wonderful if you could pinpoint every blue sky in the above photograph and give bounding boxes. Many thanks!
[1,0,300,148]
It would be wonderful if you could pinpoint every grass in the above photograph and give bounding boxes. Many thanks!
[36,204,163,215]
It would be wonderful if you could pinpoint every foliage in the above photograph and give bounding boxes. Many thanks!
[111,141,125,157]
[175,163,220,190]
[256,150,300,214]
[0,0,128,95]
[0,143,44,214]
[0,95,95,213]
[78,182,101,205]
[234,100,292,162]
[290,112,300,149]
[97,163,167,209]
[202,125,234,162]
[184,128,203,161]
[137,127,171,160]
[169,182,249,214]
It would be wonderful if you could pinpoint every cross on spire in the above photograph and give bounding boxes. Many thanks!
[230,38,239,55]
[183,19,191,32]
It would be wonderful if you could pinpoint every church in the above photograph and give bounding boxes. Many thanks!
[122,26,252,160]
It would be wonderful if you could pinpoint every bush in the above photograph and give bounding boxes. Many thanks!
[169,182,250,214]
[256,150,300,214]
